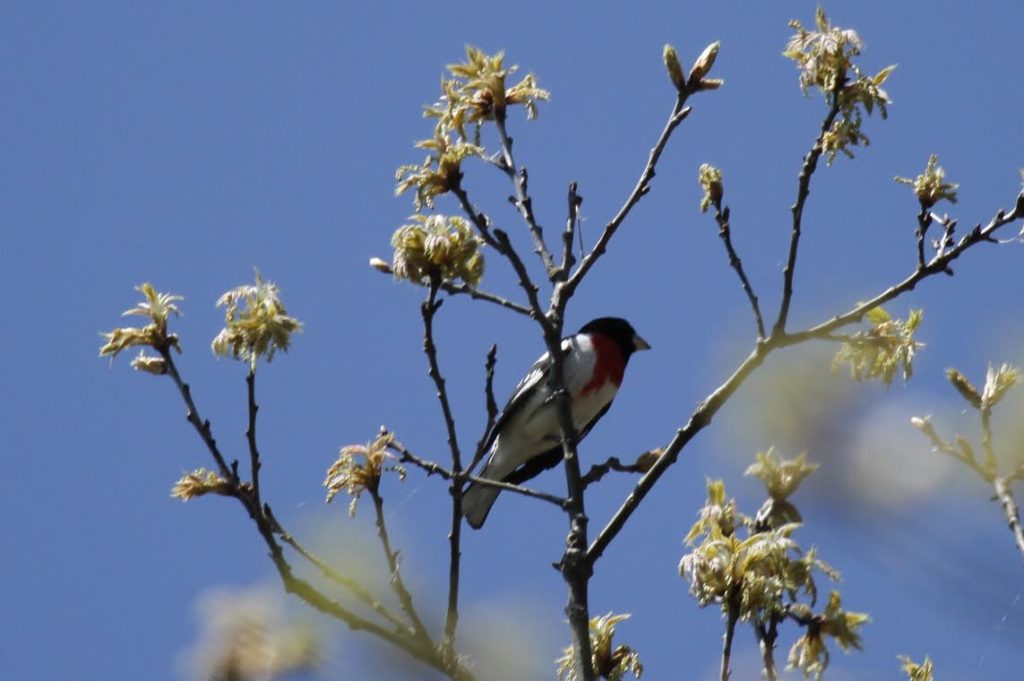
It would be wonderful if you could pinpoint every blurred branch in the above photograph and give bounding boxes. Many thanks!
[368,486,431,643]
[720,592,740,681]
[266,507,412,636]
[156,350,471,679]
[993,477,1024,561]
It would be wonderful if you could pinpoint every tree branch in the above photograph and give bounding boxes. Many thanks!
[720,591,740,681]
[558,182,583,282]
[372,261,532,316]
[558,97,692,304]
[993,477,1024,562]
[421,281,467,656]
[369,487,431,642]
[245,369,264,515]
[587,193,1022,564]
[494,114,558,278]
[709,200,766,339]
[772,83,844,337]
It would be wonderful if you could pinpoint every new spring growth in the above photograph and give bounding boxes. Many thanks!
[785,8,896,163]
[688,41,722,91]
[663,44,686,92]
[171,468,234,502]
[898,655,935,681]
[831,306,923,387]
[324,432,406,517]
[787,592,869,681]
[390,214,485,287]
[99,282,184,374]
[399,46,550,209]
[698,163,724,213]
[946,363,1020,411]
[895,154,959,209]
[211,271,302,372]
[555,612,643,681]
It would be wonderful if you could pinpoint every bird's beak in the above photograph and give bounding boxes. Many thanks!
[633,334,651,352]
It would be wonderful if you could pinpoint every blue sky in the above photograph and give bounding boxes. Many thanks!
[3,2,1024,679]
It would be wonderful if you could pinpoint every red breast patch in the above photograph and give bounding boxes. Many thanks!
[581,333,625,395]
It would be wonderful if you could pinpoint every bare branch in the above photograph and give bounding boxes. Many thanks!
[469,344,500,473]
[372,261,532,316]
[245,370,264,515]
[266,507,412,636]
[559,97,692,305]
[581,454,653,489]
[558,182,583,282]
[773,80,844,337]
[994,477,1024,561]
[392,442,569,508]
[494,115,557,277]
[451,184,549,327]
[588,194,1022,565]
[369,487,431,642]
[720,591,740,681]
[785,198,1022,344]
[709,201,766,339]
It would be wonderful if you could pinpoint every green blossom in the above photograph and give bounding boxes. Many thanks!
[211,271,302,371]
[697,164,724,213]
[898,655,935,681]
[324,432,405,517]
[99,282,183,363]
[832,306,923,387]
[395,129,484,209]
[895,154,959,208]
[391,214,485,286]
[555,613,642,681]
[785,9,895,163]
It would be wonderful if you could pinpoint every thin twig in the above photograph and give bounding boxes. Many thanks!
[158,351,471,679]
[267,507,412,636]
[494,115,557,278]
[580,455,650,488]
[245,369,264,514]
[372,262,532,316]
[914,203,933,269]
[993,477,1024,561]
[558,97,692,305]
[772,81,844,337]
[710,201,766,339]
[720,592,740,681]
[558,182,583,282]
[159,347,236,482]
[587,195,1023,564]
[451,184,549,326]
[392,443,569,508]
[469,345,500,473]
[755,619,780,681]
[369,487,431,642]
[421,280,466,656]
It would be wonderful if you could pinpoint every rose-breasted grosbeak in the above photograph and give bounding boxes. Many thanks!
[462,317,650,528]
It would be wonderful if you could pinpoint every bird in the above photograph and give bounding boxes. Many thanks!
[462,317,650,529]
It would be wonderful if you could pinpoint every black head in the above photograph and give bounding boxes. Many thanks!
[578,317,651,361]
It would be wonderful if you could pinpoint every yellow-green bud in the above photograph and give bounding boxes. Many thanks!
[663,44,687,92]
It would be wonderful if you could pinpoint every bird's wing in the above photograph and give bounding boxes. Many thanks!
[480,341,566,454]
[502,399,614,486]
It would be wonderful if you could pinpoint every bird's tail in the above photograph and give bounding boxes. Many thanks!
[462,478,500,529]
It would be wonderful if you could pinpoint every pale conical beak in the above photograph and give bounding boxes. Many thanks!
[633,334,651,351]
